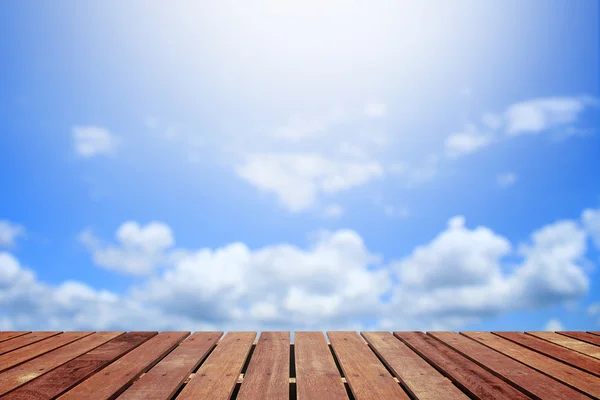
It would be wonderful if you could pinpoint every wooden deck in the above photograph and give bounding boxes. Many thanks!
[0,331,598,399]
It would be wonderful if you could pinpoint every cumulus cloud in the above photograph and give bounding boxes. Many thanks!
[324,204,344,218]
[0,220,24,247]
[497,173,517,188]
[78,221,175,275]
[364,102,387,118]
[236,153,384,212]
[73,126,118,157]
[2,212,595,331]
[582,208,600,249]
[544,318,564,331]
[445,124,494,159]
[504,96,596,136]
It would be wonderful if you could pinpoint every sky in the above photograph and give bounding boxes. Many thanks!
[1,0,600,332]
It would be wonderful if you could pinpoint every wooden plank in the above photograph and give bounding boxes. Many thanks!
[294,332,347,400]
[3,332,156,400]
[394,332,530,400]
[590,332,600,337]
[0,332,122,396]
[430,331,589,400]
[463,332,600,398]
[237,332,290,400]
[328,331,409,400]
[0,333,30,343]
[119,332,222,400]
[362,332,468,400]
[176,332,256,400]
[58,331,189,400]
[0,332,93,372]
[559,331,600,347]
[495,331,600,377]
[527,332,600,359]
[0,332,61,356]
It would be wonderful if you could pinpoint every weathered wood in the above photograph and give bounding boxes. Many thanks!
[0,332,61,356]
[559,332,600,347]
[463,331,600,398]
[495,331,600,376]
[0,333,30,344]
[119,332,222,400]
[294,332,347,400]
[362,332,468,400]
[431,331,589,400]
[527,332,600,359]
[0,332,122,396]
[176,332,256,400]
[58,331,189,400]
[0,331,93,372]
[3,332,156,400]
[328,331,409,400]
[394,332,530,400]
[237,332,290,400]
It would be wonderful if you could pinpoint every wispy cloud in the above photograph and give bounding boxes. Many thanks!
[0,220,25,247]
[497,173,517,188]
[73,126,118,158]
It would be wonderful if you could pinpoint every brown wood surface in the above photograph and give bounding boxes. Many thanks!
[0,332,122,396]
[528,331,600,359]
[590,332,600,337]
[362,332,468,400]
[431,331,588,400]
[237,332,290,400]
[559,331,600,347]
[3,332,156,400]
[494,331,600,377]
[58,331,189,400]
[463,331,600,398]
[176,331,256,400]
[294,332,347,400]
[119,332,222,400]
[394,332,530,400]
[0,333,30,344]
[0,331,93,372]
[0,332,61,356]
[328,331,409,400]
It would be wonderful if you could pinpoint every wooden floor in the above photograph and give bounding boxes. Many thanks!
[0,331,598,399]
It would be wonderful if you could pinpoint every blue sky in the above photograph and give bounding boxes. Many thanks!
[1,0,599,331]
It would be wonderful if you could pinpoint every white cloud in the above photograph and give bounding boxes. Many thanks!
[445,124,494,159]
[587,303,600,316]
[1,214,594,331]
[384,206,410,219]
[324,204,344,218]
[582,208,600,249]
[497,173,517,188]
[236,153,384,212]
[78,221,175,275]
[364,102,387,118]
[544,318,564,331]
[0,221,24,247]
[72,126,118,157]
[504,96,596,136]
[481,112,503,130]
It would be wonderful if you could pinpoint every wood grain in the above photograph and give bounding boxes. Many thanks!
[394,332,530,400]
[294,332,347,400]
[176,332,256,400]
[431,331,589,400]
[362,332,468,400]
[0,332,93,372]
[328,331,409,400]
[0,333,30,344]
[119,332,222,400]
[559,332,600,347]
[0,332,61,356]
[495,331,600,376]
[237,332,290,400]
[0,332,122,396]
[527,332,600,359]
[58,331,189,400]
[463,331,600,398]
[3,332,156,400]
